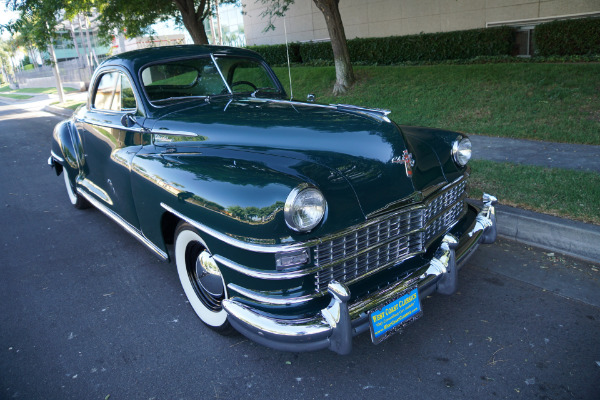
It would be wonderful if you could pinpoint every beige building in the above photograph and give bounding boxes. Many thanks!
[242,0,600,46]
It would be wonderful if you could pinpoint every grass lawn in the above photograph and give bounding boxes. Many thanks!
[0,84,78,95]
[0,93,34,100]
[15,86,79,94]
[273,63,600,145]
[50,100,85,110]
[469,160,600,225]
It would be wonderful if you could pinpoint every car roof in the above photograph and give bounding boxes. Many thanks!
[99,45,266,73]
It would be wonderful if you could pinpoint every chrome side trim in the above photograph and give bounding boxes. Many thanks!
[215,254,311,280]
[332,104,391,123]
[78,189,168,260]
[151,129,198,137]
[79,178,113,206]
[160,203,308,253]
[77,119,146,133]
[50,150,65,163]
[227,283,318,305]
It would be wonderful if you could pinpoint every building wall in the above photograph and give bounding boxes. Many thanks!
[242,0,600,45]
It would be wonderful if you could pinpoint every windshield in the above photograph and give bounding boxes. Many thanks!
[141,56,281,105]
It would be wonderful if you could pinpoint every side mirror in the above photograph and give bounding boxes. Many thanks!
[121,113,137,128]
[307,93,316,103]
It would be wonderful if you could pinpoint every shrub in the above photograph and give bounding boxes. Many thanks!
[247,43,302,65]
[298,41,333,64]
[534,17,600,56]
[297,26,514,65]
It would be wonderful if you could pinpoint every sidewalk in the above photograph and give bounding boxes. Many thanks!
[0,88,87,112]
[470,134,600,173]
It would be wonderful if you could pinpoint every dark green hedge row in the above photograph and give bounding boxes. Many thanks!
[246,43,301,65]
[534,17,600,56]
[248,26,514,65]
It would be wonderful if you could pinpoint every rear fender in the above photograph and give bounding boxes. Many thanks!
[52,120,84,176]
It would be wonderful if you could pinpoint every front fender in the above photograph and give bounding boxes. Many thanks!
[130,145,364,266]
[399,125,467,184]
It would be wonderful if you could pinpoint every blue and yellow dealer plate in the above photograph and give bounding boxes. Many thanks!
[369,287,422,344]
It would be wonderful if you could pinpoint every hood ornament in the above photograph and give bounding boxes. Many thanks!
[391,150,415,177]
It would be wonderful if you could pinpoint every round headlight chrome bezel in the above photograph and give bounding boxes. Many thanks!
[284,184,327,233]
[452,137,472,166]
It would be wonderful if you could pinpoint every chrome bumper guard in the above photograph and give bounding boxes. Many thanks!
[222,194,498,355]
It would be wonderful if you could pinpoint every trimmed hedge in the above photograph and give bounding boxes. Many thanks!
[249,26,514,65]
[247,43,301,65]
[534,17,600,56]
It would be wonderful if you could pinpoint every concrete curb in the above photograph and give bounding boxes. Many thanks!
[43,105,74,118]
[495,204,600,264]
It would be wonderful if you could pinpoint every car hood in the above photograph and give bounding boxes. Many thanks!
[150,97,452,217]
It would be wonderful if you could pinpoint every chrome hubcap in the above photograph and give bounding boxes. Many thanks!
[185,242,224,311]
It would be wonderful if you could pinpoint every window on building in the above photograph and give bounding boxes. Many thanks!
[514,26,534,57]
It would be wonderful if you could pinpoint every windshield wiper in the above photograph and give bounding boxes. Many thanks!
[251,88,281,97]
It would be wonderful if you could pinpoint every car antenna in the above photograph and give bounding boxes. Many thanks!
[284,17,293,100]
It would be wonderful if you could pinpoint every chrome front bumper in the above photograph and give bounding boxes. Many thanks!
[222,194,498,355]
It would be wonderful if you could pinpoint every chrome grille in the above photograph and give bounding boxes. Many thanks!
[425,201,465,240]
[313,178,466,293]
[315,231,423,291]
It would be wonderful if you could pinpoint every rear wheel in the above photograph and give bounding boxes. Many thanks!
[174,222,233,334]
[63,168,89,209]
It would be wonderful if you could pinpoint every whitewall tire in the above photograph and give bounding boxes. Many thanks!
[174,222,233,334]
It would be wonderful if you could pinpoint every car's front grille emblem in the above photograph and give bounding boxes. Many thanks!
[391,150,415,177]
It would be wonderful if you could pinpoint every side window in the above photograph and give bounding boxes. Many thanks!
[93,72,137,111]
[94,72,119,111]
[120,75,136,110]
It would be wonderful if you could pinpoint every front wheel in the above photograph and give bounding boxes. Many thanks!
[63,168,89,209]
[174,222,233,334]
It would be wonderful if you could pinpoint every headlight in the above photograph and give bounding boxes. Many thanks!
[452,137,472,166]
[284,184,326,232]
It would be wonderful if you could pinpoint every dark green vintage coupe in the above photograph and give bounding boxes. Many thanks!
[49,45,497,354]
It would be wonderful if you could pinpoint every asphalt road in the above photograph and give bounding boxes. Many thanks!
[1,103,599,400]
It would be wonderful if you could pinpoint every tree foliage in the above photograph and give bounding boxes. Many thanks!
[7,0,240,48]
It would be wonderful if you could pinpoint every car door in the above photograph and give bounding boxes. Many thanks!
[76,68,148,229]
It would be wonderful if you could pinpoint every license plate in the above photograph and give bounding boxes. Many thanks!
[369,287,422,344]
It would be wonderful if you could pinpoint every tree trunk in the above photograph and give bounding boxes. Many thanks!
[215,0,223,45]
[68,21,83,67]
[83,16,99,66]
[49,41,65,104]
[312,0,355,95]
[77,14,92,74]
[173,0,210,45]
